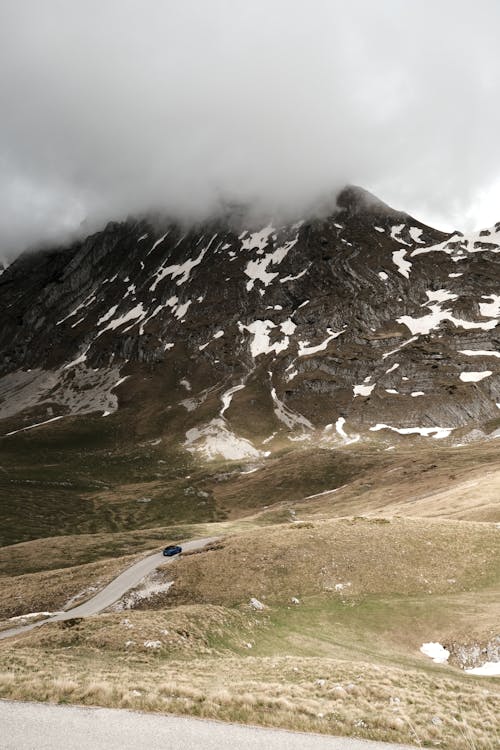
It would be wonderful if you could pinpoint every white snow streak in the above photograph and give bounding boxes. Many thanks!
[382,337,418,360]
[280,265,310,283]
[148,232,169,254]
[370,424,453,439]
[149,234,217,291]
[298,328,343,357]
[385,363,399,374]
[220,384,245,417]
[271,387,312,430]
[5,415,64,436]
[459,350,500,359]
[459,371,492,382]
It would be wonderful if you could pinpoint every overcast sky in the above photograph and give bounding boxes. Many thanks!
[2,0,500,258]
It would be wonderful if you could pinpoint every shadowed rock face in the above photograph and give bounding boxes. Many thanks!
[1,185,500,451]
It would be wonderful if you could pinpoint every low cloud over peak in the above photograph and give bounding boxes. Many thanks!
[2,1,500,258]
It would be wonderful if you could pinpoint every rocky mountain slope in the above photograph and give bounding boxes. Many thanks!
[1,185,499,458]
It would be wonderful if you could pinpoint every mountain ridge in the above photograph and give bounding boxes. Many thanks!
[1,185,499,457]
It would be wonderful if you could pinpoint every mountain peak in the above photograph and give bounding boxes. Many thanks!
[336,185,409,221]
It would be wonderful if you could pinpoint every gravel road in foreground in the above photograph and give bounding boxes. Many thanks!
[0,700,417,750]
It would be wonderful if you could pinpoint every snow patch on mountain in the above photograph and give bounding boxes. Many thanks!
[392,249,412,278]
[244,233,299,292]
[220,384,245,417]
[425,289,458,304]
[465,661,500,676]
[184,418,264,461]
[271,387,312,431]
[397,300,498,335]
[459,371,492,382]
[280,265,310,283]
[98,304,147,334]
[391,224,410,246]
[239,225,275,252]
[479,294,500,318]
[149,237,214,292]
[409,227,424,243]
[6,415,65,436]
[459,349,500,358]
[148,232,169,255]
[298,328,343,357]
[353,383,375,397]
[238,320,294,358]
[64,346,91,369]
[385,363,399,374]
[420,642,450,663]
[57,291,97,326]
[335,417,360,444]
[382,336,418,360]
[173,300,191,320]
[370,424,453,439]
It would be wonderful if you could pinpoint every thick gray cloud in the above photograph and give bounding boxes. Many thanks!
[1,0,500,258]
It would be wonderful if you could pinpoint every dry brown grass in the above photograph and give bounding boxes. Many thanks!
[0,529,183,577]
[9,605,263,657]
[293,443,500,523]
[1,440,499,578]
[0,519,263,578]
[0,553,143,620]
[1,441,499,748]
[209,446,369,515]
[0,645,497,749]
[165,517,500,607]
[384,468,500,522]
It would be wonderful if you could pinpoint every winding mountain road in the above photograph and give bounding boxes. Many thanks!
[0,701,417,749]
[0,542,418,749]
[0,537,217,640]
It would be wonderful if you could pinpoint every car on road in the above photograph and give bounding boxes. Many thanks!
[162,544,182,557]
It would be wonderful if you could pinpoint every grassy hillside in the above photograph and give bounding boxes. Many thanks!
[1,603,498,748]
[1,426,499,749]
[166,517,500,605]
[2,411,500,549]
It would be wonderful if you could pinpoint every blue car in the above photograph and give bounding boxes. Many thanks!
[163,544,182,557]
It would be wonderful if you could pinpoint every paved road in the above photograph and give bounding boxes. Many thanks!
[0,537,217,640]
[0,701,416,750]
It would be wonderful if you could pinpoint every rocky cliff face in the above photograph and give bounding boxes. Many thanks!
[1,186,499,457]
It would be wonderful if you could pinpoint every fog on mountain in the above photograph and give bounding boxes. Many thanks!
[1,0,500,259]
